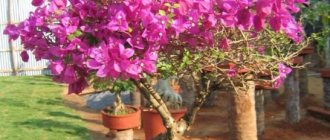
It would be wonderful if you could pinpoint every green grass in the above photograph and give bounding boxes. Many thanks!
[0,76,90,140]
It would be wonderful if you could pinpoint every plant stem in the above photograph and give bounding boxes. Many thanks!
[133,80,176,140]
[114,92,124,115]
[134,75,213,139]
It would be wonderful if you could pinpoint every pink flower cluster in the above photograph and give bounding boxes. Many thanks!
[273,63,292,88]
[4,0,306,93]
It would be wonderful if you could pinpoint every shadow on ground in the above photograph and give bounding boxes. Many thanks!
[15,119,89,139]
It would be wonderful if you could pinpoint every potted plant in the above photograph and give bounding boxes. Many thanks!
[97,80,141,139]
[300,0,330,110]
[4,0,310,140]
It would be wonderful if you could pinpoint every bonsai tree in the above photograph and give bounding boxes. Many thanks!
[4,0,309,140]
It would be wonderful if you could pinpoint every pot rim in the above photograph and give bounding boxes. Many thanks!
[141,107,187,113]
[101,105,141,118]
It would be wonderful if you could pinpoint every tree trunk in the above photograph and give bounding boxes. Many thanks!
[285,69,301,124]
[325,38,330,67]
[263,90,272,105]
[270,90,279,100]
[324,38,330,110]
[228,80,257,140]
[323,78,330,110]
[255,89,265,139]
[299,67,308,97]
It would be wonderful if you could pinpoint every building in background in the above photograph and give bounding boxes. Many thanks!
[0,0,49,76]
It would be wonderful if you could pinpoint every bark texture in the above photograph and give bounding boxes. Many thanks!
[263,90,272,105]
[270,90,279,100]
[323,78,330,109]
[285,69,301,124]
[299,67,308,97]
[255,89,265,139]
[325,38,330,67]
[228,80,257,140]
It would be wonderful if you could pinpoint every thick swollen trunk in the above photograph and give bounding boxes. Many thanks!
[285,69,301,124]
[323,78,330,109]
[325,38,330,67]
[299,67,308,97]
[228,80,257,140]
[255,89,265,139]
[270,90,279,100]
[324,38,330,110]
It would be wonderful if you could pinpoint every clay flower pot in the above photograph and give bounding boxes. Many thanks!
[256,81,275,90]
[299,47,314,55]
[320,69,330,78]
[101,105,141,130]
[142,108,187,140]
[291,56,304,65]
[257,70,271,77]
[218,62,249,74]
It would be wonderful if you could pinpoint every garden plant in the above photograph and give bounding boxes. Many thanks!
[300,0,330,110]
[4,0,310,139]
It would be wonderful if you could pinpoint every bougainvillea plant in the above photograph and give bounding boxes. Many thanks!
[4,0,309,139]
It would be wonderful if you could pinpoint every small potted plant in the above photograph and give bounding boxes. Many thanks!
[141,78,186,140]
[98,80,141,139]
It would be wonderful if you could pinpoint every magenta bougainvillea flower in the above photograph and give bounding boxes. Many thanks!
[3,0,306,93]
[32,0,44,6]
[273,63,293,88]
[3,24,20,40]
[219,38,230,51]
[20,51,29,62]
[227,68,237,78]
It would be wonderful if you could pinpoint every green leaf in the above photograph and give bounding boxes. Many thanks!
[67,34,75,41]
[173,3,180,8]
[159,10,166,16]
[74,30,83,37]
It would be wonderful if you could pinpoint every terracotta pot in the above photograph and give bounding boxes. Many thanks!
[299,47,314,55]
[101,105,141,130]
[142,108,187,140]
[218,62,249,74]
[320,69,330,78]
[258,71,271,77]
[291,56,304,65]
[256,82,275,90]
